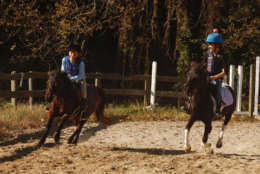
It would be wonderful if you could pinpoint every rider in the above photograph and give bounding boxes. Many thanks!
[61,43,87,99]
[46,43,87,113]
[204,28,228,115]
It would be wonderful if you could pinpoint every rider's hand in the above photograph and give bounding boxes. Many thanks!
[209,75,217,80]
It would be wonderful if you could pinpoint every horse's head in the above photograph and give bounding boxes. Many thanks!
[185,61,208,95]
[45,70,71,102]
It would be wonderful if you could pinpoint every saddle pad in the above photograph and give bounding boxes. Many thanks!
[221,86,233,107]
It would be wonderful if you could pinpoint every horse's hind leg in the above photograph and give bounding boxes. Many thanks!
[95,104,105,123]
[184,117,196,152]
[54,116,68,144]
[216,112,232,148]
[38,116,54,146]
[68,121,85,144]
[72,121,86,144]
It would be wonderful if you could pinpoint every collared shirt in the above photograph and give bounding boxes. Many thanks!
[61,56,86,82]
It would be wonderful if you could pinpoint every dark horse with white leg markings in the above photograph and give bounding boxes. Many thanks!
[183,61,236,153]
[38,70,107,146]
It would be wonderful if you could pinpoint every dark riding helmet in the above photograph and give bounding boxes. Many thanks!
[68,43,81,52]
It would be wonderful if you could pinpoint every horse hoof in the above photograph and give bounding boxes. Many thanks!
[37,142,44,147]
[184,145,191,153]
[54,137,60,144]
[205,148,214,154]
[216,140,222,148]
[202,143,214,154]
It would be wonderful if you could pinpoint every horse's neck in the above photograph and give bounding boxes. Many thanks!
[193,86,211,101]
[57,85,80,102]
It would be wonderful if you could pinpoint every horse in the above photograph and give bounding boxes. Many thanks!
[38,70,106,146]
[183,61,236,153]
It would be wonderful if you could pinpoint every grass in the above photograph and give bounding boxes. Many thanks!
[0,100,259,140]
[104,103,189,122]
[0,103,48,140]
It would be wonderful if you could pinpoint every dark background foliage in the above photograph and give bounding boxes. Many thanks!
[0,0,259,77]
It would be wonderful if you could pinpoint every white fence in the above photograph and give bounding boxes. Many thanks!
[148,56,260,117]
[231,56,260,116]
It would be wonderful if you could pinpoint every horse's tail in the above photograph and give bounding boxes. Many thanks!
[95,87,106,122]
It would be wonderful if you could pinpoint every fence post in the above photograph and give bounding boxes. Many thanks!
[11,71,16,106]
[28,71,33,109]
[229,65,235,89]
[236,65,243,112]
[249,64,255,117]
[254,56,260,116]
[149,61,157,109]
[95,72,102,88]
[144,78,148,106]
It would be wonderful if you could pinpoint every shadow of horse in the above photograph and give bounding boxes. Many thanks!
[111,147,188,156]
[0,130,46,147]
[0,143,56,163]
[219,153,260,160]
[79,114,127,143]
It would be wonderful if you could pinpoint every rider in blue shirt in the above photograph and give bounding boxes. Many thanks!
[46,44,87,112]
[61,44,87,99]
[61,44,86,82]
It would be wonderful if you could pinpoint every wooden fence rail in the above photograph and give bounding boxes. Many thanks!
[0,71,184,108]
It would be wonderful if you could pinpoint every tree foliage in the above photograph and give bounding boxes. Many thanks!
[0,0,259,76]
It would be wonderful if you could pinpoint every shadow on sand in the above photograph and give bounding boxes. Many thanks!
[0,130,46,147]
[0,143,56,163]
[79,115,124,143]
[219,153,260,160]
[111,147,190,156]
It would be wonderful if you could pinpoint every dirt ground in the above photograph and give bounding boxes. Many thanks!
[0,120,259,174]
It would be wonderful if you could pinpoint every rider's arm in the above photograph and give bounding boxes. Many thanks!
[210,71,226,80]
[70,61,86,81]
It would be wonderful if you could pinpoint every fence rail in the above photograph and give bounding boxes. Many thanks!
[0,71,184,107]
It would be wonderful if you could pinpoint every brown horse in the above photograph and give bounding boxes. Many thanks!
[38,70,106,146]
[183,61,236,153]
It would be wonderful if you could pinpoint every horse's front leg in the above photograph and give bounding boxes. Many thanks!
[216,112,232,148]
[54,114,68,144]
[201,121,213,154]
[184,116,196,152]
[68,121,86,145]
[73,121,86,144]
[38,115,54,146]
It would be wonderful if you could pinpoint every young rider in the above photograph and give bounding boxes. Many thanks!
[61,43,87,99]
[204,28,228,114]
[46,44,87,113]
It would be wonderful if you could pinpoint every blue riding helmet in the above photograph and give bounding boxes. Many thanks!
[206,32,223,43]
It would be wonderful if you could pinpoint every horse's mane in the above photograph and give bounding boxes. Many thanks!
[48,69,74,88]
